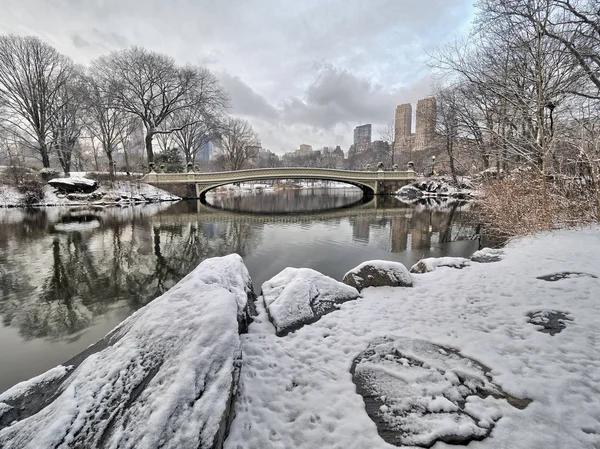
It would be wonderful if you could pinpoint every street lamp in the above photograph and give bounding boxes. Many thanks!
[431,156,436,176]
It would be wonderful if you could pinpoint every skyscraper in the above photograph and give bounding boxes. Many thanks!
[353,124,372,151]
[394,103,412,154]
[414,97,437,151]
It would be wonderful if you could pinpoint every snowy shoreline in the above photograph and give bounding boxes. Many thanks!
[0,180,179,208]
[0,227,598,448]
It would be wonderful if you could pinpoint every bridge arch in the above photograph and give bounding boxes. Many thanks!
[141,167,417,200]
[196,176,375,200]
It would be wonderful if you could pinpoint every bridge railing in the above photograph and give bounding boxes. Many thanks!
[142,168,418,184]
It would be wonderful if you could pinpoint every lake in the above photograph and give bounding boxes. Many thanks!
[0,187,478,392]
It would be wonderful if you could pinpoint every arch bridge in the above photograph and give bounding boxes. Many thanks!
[141,168,417,199]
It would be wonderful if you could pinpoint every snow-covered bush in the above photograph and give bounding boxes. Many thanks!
[38,167,63,181]
[16,180,44,206]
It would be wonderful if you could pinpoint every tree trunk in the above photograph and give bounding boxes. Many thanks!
[145,132,154,164]
[40,144,50,168]
[107,152,115,179]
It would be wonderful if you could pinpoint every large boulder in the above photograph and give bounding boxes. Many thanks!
[262,267,359,336]
[48,177,99,193]
[351,337,531,448]
[410,257,470,274]
[0,254,254,449]
[343,260,412,291]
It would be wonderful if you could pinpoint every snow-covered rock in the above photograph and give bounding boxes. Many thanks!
[0,254,255,449]
[396,177,474,199]
[262,268,359,336]
[343,260,412,291]
[48,177,99,193]
[351,337,531,448]
[1,181,179,207]
[527,310,573,336]
[410,256,471,274]
[471,247,504,263]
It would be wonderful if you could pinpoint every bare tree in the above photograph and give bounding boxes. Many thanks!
[218,117,260,171]
[379,121,397,166]
[83,67,131,176]
[51,69,86,174]
[93,47,227,166]
[0,35,74,167]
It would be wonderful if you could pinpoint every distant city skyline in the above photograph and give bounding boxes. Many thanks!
[0,0,474,153]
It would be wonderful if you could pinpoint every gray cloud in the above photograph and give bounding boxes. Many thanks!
[0,0,474,151]
[218,73,279,120]
[71,33,90,48]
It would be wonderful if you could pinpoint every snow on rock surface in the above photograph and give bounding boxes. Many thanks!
[396,177,474,199]
[471,247,504,263]
[343,260,412,291]
[527,310,573,336]
[224,227,600,449]
[262,267,359,336]
[351,337,530,447]
[48,177,98,193]
[0,254,254,449]
[410,256,471,274]
[0,181,179,207]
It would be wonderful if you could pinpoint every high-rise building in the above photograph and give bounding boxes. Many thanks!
[414,97,437,151]
[394,103,413,154]
[353,124,372,151]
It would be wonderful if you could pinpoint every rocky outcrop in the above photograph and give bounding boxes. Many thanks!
[410,257,470,274]
[351,337,531,448]
[48,177,99,193]
[527,310,573,336]
[396,177,474,200]
[343,260,412,291]
[262,267,359,336]
[0,254,255,449]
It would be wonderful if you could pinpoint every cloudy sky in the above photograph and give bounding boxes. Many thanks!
[1,0,474,154]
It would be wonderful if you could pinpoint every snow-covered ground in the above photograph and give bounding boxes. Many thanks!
[225,228,600,448]
[0,181,178,208]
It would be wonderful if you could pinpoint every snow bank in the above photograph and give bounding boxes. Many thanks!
[225,227,600,449]
[343,260,412,291]
[0,181,179,208]
[410,256,471,273]
[0,254,255,449]
[262,267,359,336]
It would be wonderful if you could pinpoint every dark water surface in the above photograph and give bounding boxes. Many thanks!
[0,188,478,392]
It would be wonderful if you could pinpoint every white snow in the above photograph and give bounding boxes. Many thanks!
[225,227,600,449]
[0,254,252,449]
[48,177,97,187]
[410,256,471,273]
[262,267,359,335]
[0,365,71,404]
[471,247,505,260]
[0,181,178,207]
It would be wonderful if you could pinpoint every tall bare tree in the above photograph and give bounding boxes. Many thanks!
[0,35,74,167]
[218,117,259,171]
[51,69,86,174]
[93,47,227,166]
[83,67,130,176]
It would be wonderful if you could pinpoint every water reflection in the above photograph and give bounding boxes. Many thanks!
[0,192,478,392]
[206,187,365,213]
